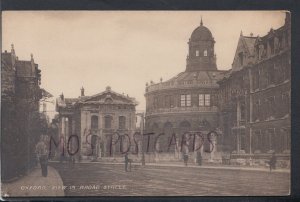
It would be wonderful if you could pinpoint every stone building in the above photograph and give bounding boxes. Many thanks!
[145,19,225,161]
[218,13,291,167]
[56,86,138,159]
[145,14,290,166]
[1,45,42,181]
[40,88,55,123]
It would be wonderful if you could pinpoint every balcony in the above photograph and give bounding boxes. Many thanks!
[146,106,218,116]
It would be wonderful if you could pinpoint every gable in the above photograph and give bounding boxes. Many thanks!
[231,36,256,72]
[79,90,137,105]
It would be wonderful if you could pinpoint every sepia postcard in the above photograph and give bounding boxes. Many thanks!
[1,11,291,198]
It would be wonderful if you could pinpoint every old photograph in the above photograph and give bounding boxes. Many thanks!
[1,11,290,197]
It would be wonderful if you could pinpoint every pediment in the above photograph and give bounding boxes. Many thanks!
[79,89,137,105]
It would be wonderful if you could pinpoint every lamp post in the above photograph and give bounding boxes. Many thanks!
[136,112,145,166]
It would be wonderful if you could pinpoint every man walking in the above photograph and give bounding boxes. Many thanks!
[124,153,132,172]
[196,151,202,166]
[268,152,277,172]
[35,136,49,177]
[183,153,189,166]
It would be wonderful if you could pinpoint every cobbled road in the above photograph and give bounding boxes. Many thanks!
[50,162,290,196]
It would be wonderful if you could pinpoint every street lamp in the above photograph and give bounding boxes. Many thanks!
[136,112,145,166]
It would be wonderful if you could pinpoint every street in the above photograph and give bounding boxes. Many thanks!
[50,162,290,196]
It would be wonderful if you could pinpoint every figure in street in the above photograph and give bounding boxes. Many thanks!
[268,152,277,172]
[183,153,189,166]
[35,136,49,177]
[124,153,132,172]
[196,151,202,166]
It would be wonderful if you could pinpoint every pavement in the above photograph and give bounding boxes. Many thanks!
[51,162,290,196]
[0,160,290,198]
[1,166,65,198]
[76,159,290,173]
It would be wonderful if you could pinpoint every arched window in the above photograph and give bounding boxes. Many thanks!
[163,122,173,134]
[105,98,113,103]
[151,123,160,134]
[204,50,208,56]
[91,116,98,129]
[196,50,199,57]
[180,121,191,133]
[119,116,126,129]
[104,115,112,129]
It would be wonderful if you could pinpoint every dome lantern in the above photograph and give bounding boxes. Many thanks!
[186,19,217,71]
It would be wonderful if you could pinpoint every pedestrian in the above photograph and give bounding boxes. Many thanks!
[196,151,202,166]
[183,153,189,166]
[268,151,277,172]
[35,136,49,177]
[124,153,132,172]
[69,155,75,168]
[125,153,129,172]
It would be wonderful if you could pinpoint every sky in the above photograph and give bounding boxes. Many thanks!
[2,11,286,111]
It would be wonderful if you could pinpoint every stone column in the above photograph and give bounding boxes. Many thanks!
[60,116,66,156]
[248,68,254,165]
[236,101,241,153]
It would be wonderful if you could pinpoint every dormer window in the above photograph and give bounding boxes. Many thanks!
[196,50,199,57]
[204,50,208,56]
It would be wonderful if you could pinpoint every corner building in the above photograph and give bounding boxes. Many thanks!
[2,45,42,181]
[145,15,291,167]
[218,13,291,167]
[145,20,225,161]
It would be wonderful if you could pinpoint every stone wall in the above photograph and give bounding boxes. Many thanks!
[1,49,42,182]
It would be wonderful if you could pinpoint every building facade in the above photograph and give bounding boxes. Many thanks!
[56,86,138,159]
[145,14,291,167]
[40,88,55,123]
[218,13,291,167]
[145,19,225,162]
[1,45,42,181]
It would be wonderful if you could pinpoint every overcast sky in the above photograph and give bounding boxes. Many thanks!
[2,11,286,111]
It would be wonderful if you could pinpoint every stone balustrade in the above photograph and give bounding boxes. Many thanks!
[146,79,219,93]
[146,106,218,116]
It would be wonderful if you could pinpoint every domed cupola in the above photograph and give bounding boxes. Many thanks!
[190,19,214,42]
[186,18,217,71]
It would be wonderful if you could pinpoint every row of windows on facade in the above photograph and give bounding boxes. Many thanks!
[234,127,290,153]
[252,58,290,90]
[219,58,290,104]
[90,115,127,130]
[253,128,290,153]
[180,94,210,107]
[220,91,289,125]
[195,50,208,57]
[232,91,289,124]
[253,92,290,122]
[152,94,211,109]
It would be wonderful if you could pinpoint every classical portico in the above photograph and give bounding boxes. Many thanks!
[56,86,138,159]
